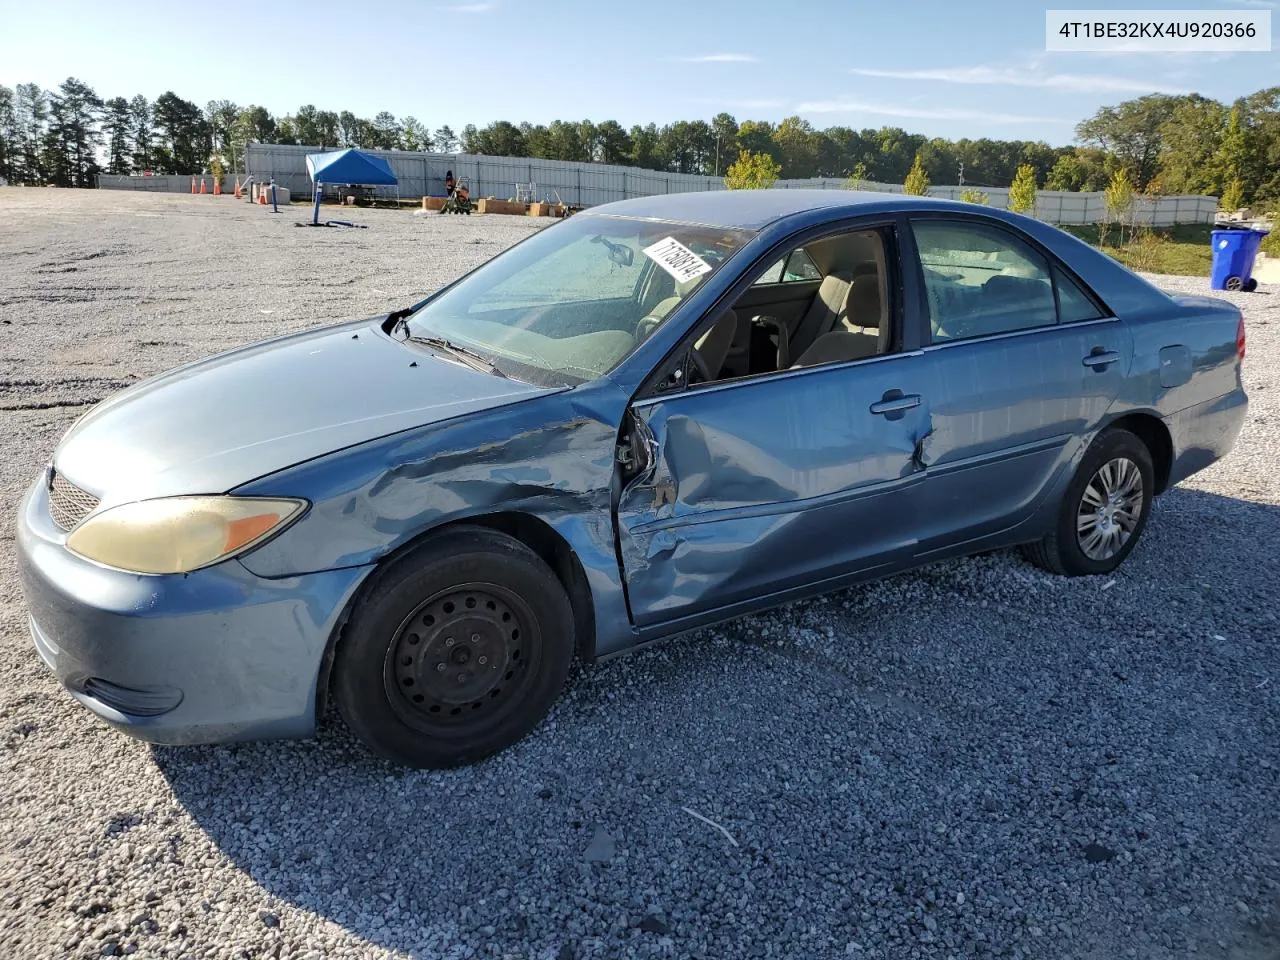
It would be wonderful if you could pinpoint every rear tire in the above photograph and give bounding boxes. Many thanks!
[1022,428,1154,576]
[333,526,574,768]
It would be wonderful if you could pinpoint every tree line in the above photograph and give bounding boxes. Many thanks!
[1,79,1276,206]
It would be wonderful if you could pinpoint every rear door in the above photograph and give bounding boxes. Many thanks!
[903,216,1130,555]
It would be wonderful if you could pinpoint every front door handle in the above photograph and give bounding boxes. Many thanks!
[1082,349,1120,369]
[869,392,922,416]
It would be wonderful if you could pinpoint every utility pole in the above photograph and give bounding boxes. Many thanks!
[715,133,721,177]
[958,160,965,186]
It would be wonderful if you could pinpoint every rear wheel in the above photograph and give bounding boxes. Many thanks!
[333,527,574,768]
[1022,428,1154,576]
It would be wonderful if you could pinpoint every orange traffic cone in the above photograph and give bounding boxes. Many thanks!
[233,178,241,199]
[258,189,267,205]
[199,178,207,194]
[190,176,196,194]
[213,178,221,196]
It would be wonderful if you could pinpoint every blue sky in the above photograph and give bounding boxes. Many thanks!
[0,0,1275,145]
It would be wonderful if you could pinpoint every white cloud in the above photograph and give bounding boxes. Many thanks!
[849,65,1189,95]
[442,2,495,11]
[677,53,758,63]
[796,99,1067,124]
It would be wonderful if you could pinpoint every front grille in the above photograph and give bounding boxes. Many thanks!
[48,471,99,531]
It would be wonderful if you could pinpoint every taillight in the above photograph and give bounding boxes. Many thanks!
[1237,315,1246,360]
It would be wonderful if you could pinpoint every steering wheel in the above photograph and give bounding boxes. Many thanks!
[635,315,662,342]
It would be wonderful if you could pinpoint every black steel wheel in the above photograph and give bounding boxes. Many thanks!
[333,526,574,768]
[1022,427,1154,577]
[384,584,536,733]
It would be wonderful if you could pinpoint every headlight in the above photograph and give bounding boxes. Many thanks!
[65,496,307,574]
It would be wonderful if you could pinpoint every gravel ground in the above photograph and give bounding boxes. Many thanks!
[0,189,1277,960]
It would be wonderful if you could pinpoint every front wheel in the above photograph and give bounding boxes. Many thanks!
[332,527,574,768]
[1022,428,1154,576]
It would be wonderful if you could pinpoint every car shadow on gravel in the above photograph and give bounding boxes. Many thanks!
[151,486,1280,959]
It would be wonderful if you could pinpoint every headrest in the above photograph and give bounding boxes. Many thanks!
[985,274,1047,301]
[847,276,881,318]
[674,275,702,297]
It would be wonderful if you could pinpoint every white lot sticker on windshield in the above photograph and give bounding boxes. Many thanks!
[642,237,713,284]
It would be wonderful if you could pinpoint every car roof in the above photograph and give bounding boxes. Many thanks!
[580,187,1176,321]
[578,189,964,231]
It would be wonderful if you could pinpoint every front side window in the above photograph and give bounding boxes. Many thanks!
[406,216,752,386]
[913,220,1058,343]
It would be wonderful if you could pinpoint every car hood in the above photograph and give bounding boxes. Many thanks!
[54,319,556,505]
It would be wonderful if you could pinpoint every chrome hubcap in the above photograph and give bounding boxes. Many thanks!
[1076,457,1144,561]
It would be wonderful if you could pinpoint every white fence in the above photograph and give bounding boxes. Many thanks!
[785,179,1218,226]
[99,145,1219,226]
[241,143,727,209]
[97,173,239,193]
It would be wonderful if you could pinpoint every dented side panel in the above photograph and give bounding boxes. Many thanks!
[615,356,932,626]
[234,388,640,657]
[908,317,1132,552]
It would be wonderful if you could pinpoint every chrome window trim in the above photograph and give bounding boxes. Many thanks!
[631,348,926,410]
[920,315,1120,353]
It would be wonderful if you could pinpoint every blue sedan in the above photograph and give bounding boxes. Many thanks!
[16,191,1248,767]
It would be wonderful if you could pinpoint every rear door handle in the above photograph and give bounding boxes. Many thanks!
[1082,350,1120,369]
[869,393,922,416]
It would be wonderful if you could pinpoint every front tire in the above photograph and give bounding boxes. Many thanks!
[332,527,574,768]
[1022,428,1154,576]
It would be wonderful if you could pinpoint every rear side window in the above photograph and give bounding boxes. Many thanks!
[913,220,1057,342]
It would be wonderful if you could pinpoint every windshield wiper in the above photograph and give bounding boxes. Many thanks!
[403,333,508,378]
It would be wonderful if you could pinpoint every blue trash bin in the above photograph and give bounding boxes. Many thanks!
[1210,228,1268,292]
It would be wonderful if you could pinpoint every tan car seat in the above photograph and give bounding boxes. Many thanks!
[692,308,738,379]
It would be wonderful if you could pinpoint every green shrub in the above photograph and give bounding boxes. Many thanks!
[723,150,781,190]
[1219,178,1245,213]
[903,155,929,196]
[1008,165,1037,214]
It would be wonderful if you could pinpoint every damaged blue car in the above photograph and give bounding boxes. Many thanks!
[16,190,1248,767]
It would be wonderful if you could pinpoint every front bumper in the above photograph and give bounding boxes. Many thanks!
[15,474,372,745]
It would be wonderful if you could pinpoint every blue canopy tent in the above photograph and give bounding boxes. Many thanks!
[304,148,398,226]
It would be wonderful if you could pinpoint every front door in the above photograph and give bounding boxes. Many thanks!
[614,355,931,629]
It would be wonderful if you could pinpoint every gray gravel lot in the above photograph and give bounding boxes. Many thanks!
[0,189,1277,960]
